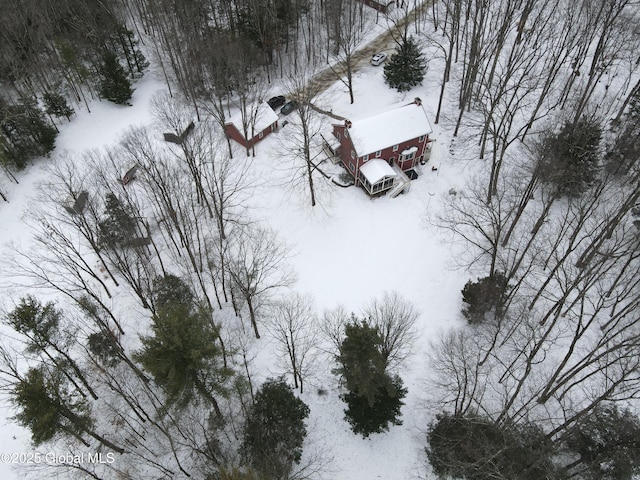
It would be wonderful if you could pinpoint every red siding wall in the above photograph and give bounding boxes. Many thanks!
[366,135,428,168]
[333,124,360,176]
[333,122,430,187]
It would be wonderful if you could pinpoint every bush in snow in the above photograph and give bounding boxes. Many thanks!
[537,118,602,197]
[461,272,509,324]
[426,413,560,480]
[151,273,194,311]
[565,404,640,480]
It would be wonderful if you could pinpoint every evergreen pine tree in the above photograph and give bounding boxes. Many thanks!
[384,36,427,92]
[566,404,640,480]
[151,274,194,311]
[97,193,138,248]
[427,413,559,480]
[134,300,231,416]
[0,96,57,169]
[342,373,406,437]
[43,92,74,121]
[334,320,407,436]
[242,378,310,479]
[336,320,389,404]
[13,367,86,445]
[112,27,149,78]
[98,50,133,105]
[13,366,124,453]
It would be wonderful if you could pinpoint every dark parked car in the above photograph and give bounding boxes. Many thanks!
[280,100,299,115]
[267,95,286,109]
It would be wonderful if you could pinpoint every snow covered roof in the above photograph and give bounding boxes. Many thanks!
[322,128,341,151]
[346,99,432,156]
[360,159,397,185]
[401,146,418,155]
[227,102,279,140]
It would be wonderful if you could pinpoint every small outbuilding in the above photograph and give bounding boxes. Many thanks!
[224,103,279,149]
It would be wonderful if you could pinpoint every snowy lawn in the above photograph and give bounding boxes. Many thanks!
[0,45,478,480]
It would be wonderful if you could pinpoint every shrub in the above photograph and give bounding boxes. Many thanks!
[427,413,561,480]
[565,404,640,480]
[538,118,602,196]
[461,272,509,324]
[151,274,194,311]
[87,331,121,367]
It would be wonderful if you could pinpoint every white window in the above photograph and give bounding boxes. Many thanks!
[393,144,399,152]
[375,150,382,158]
[336,132,341,140]
[399,151,415,162]
[351,150,356,159]
[363,154,369,162]
[349,162,355,172]
[258,132,264,139]
[419,135,426,142]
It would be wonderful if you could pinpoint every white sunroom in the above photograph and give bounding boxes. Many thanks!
[358,159,397,195]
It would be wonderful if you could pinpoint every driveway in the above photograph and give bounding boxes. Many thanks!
[307,2,433,96]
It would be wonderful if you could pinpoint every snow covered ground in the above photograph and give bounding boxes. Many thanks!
[0,39,479,479]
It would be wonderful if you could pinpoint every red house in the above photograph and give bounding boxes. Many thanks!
[332,97,433,196]
[224,103,279,149]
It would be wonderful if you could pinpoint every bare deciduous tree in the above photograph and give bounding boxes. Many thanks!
[279,66,332,208]
[362,291,419,371]
[266,293,319,393]
[227,226,296,339]
[325,0,370,104]
[320,304,351,357]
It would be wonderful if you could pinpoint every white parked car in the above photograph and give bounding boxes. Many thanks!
[371,52,387,66]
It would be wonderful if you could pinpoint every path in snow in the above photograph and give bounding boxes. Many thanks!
[302,1,434,97]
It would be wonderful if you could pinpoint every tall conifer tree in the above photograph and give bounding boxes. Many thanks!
[384,36,427,92]
[98,51,133,105]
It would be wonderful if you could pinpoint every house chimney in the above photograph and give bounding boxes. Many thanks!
[414,97,422,106]
[345,119,352,128]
